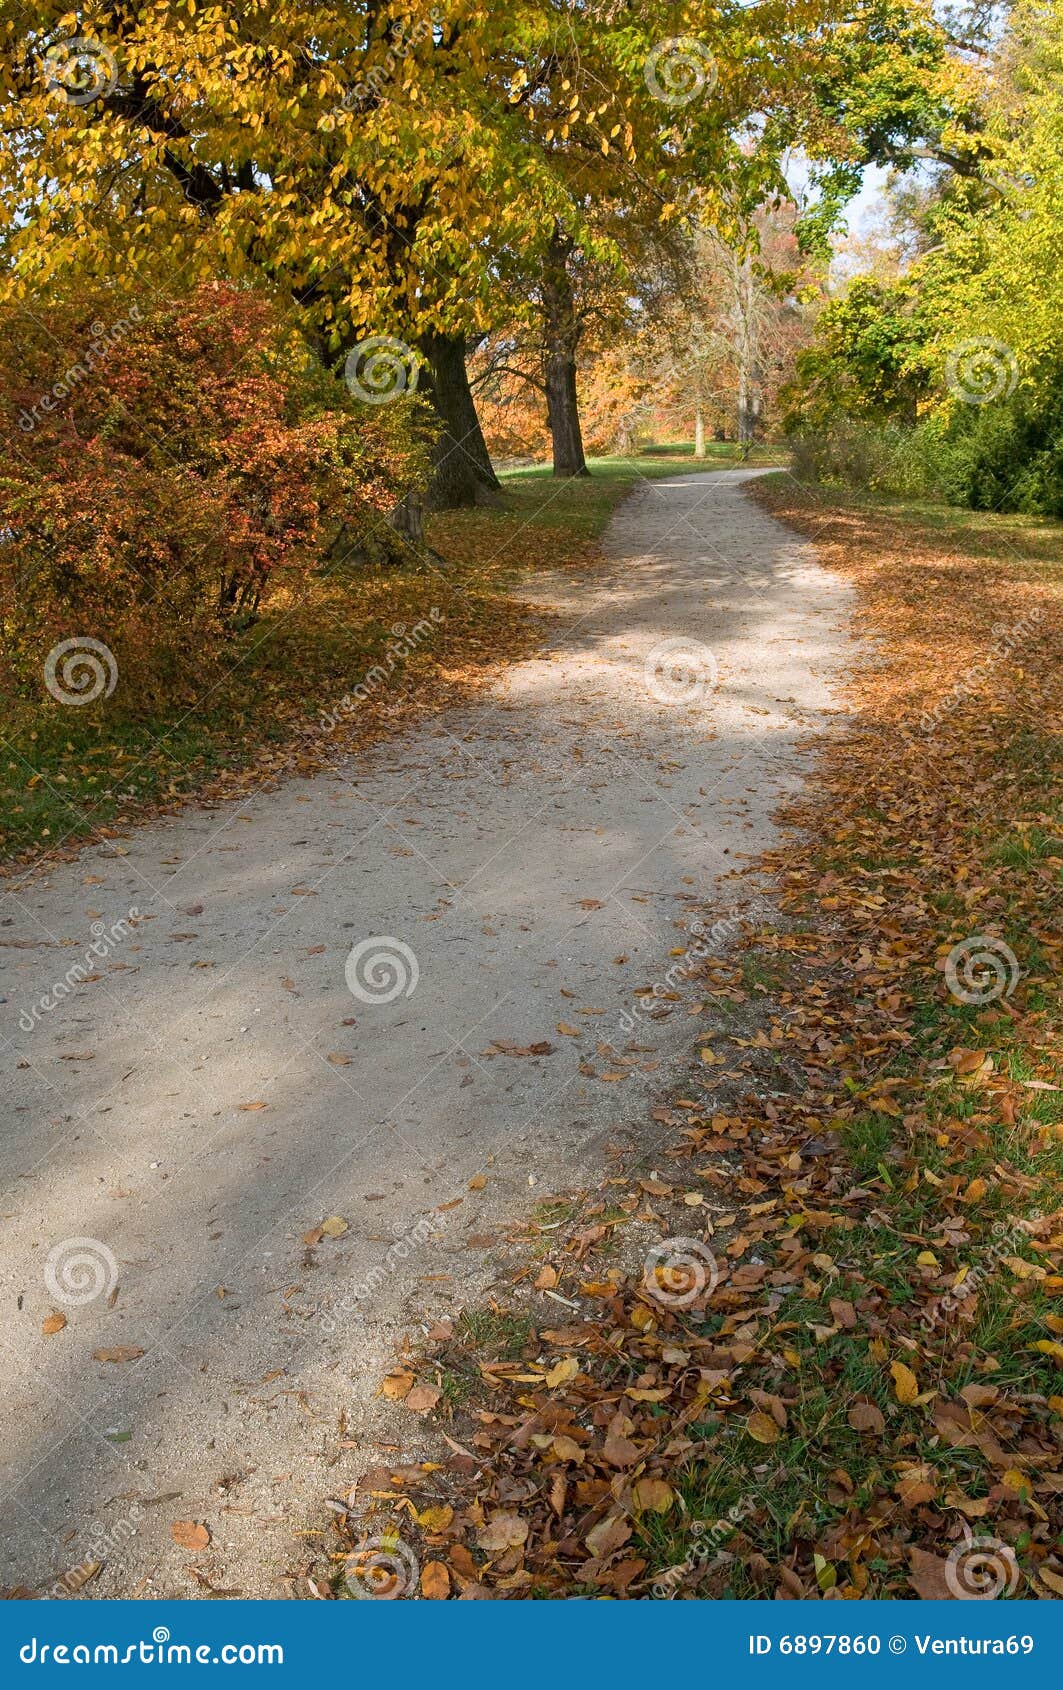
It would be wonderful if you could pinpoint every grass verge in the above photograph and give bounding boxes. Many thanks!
[325,476,1063,1601]
[0,452,694,872]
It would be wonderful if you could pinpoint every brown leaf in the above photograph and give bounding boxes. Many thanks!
[584,1511,632,1559]
[405,1384,442,1414]
[908,1547,955,1600]
[42,1311,67,1336]
[93,1346,144,1363]
[848,1401,885,1435]
[478,1512,529,1554]
[633,1478,674,1513]
[421,1561,450,1599]
[171,1521,211,1551]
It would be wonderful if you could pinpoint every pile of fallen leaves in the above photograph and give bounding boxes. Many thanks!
[323,480,1063,1600]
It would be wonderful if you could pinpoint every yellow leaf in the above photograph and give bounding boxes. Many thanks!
[633,1478,674,1513]
[891,1360,920,1405]
[416,1504,454,1532]
[545,1355,579,1389]
[746,1409,780,1444]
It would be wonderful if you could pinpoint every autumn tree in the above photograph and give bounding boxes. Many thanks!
[0,3,562,506]
[0,0,977,500]
[475,0,976,476]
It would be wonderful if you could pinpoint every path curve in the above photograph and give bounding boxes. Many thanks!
[0,468,852,1597]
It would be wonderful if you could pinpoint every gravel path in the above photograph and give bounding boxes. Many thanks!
[0,467,853,1598]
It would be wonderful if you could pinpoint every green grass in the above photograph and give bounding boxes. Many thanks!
[458,1307,534,1359]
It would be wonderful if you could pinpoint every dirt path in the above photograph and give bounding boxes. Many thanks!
[0,468,852,1598]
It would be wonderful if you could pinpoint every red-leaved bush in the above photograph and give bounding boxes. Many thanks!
[0,280,428,704]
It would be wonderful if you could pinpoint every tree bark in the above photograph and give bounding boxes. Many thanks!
[734,253,759,451]
[694,409,706,458]
[542,232,590,478]
[417,329,501,508]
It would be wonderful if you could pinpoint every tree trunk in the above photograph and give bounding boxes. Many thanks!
[694,409,706,458]
[542,232,589,478]
[734,253,759,452]
[417,329,501,509]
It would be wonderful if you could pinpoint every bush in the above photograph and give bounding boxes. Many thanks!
[788,421,938,499]
[0,281,429,707]
[789,368,1063,519]
[936,379,1063,517]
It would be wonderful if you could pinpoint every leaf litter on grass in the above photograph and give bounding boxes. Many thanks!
[318,483,1063,1600]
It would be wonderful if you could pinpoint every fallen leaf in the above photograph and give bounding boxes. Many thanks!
[478,1513,529,1554]
[405,1384,441,1414]
[746,1409,780,1445]
[421,1561,450,1599]
[848,1402,885,1435]
[891,1360,920,1405]
[545,1356,579,1389]
[633,1478,674,1513]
